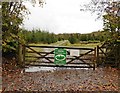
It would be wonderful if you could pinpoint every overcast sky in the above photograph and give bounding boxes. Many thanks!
[23,0,103,34]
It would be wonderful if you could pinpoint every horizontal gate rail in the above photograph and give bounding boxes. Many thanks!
[25,45,94,50]
[25,56,93,60]
[25,64,94,68]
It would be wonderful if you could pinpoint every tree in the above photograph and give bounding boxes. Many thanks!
[80,34,87,41]
[2,2,28,54]
[2,1,44,55]
[80,0,120,40]
[103,2,120,40]
[80,0,120,18]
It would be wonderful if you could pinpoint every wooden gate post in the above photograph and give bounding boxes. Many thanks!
[22,45,25,68]
[93,47,96,70]
[96,45,99,66]
[18,42,23,67]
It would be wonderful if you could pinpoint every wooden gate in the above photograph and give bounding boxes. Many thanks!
[96,41,119,67]
[23,45,96,70]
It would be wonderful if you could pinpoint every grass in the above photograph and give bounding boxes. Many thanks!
[71,43,102,48]
[28,43,49,46]
[27,40,102,48]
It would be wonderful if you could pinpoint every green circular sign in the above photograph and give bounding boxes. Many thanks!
[55,54,66,61]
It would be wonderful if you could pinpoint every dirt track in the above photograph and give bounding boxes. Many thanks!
[2,62,119,92]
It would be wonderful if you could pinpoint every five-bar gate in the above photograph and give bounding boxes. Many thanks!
[23,45,96,70]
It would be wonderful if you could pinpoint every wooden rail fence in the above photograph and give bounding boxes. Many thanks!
[96,41,119,67]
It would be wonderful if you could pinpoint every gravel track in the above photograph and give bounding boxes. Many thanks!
[2,64,119,92]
